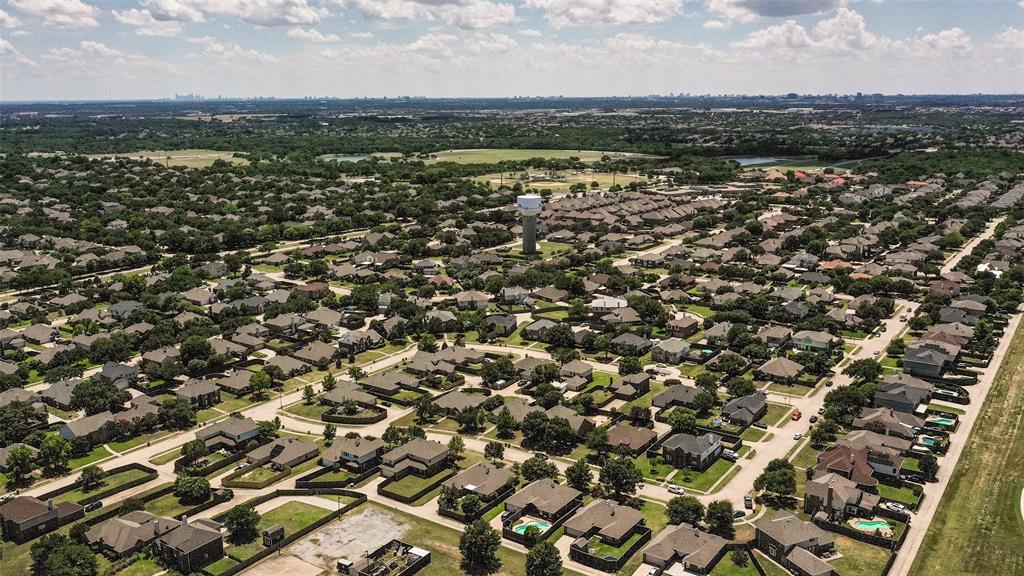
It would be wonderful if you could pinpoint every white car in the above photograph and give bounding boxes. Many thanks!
[668,485,685,495]
[885,502,907,512]
[793,433,803,440]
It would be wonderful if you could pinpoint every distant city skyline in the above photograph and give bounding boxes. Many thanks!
[2,0,1022,101]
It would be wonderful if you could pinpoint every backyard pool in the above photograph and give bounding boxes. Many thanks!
[513,519,551,534]
[850,518,893,536]
[928,417,955,426]
[920,437,937,446]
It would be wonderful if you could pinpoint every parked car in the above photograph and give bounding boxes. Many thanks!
[792,410,802,421]
[744,495,754,509]
[752,422,768,430]
[793,433,803,440]
[733,510,746,518]
[722,451,738,462]
[885,502,907,512]
[83,501,102,513]
[647,568,660,576]
[668,485,685,495]
[809,415,819,424]
[817,407,825,415]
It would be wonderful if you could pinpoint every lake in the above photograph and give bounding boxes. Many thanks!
[319,154,371,163]
[726,156,787,166]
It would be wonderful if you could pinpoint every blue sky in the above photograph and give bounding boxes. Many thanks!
[1,0,1022,100]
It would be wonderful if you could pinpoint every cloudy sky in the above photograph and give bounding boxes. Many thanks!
[1,0,1022,101]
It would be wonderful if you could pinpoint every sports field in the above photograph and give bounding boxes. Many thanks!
[87,149,247,168]
[908,319,1024,576]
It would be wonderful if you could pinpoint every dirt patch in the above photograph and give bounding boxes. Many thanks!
[289,508,409,569]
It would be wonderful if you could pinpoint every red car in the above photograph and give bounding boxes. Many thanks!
[791,410,802,421]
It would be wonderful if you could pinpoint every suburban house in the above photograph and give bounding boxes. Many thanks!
[566,499,647,563]
[660,432,723,471]
[443,462,516,503]
[611,332,654,355]
[245,437,319,468]
[560,359,594,382]
[853,407,924,441]
[642,523,728,574]
[651,339,690,364]
[755,513,836,576]
[757,325,793,349]
[652,384,701,412]
[903,341,958,378]
[546,405,596,437]
[757,357,805,383]
[320,436,385,471]
[59,411,116,448]
[722,391,768,427]
[791,331,834,352]
[667,316,700,338]
[804,473,880,521]
[610,372,651,400]
[0,443,38,472]
[504,478,583,522]
[175,379,221,409]
[153,517,225,574]
[322,382,379,409]
[85,511,179,558]
[195,416,260,450]
[0,496,84,543]
[380,438,449,480]
[606,423,658,455]
[873,374,934,413]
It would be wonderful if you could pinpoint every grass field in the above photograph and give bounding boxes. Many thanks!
[86,149,247,168]
[670,459,735,493]
[52,468,150,504]
[908,320,1024,576]
[226,501,333,561]
[475,170,647,191]
[411,148,655,165]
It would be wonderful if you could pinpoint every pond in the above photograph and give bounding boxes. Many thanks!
[319,154,371,163]
[726,156,788,166]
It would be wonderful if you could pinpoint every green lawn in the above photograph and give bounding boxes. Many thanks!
[226,501,334,561]
[790,443,821,470]
[204,556,241,576]
[633,453,674,481]
[752,551,790,576]
[760,402,794,427]
[830,534,891,576]
[52,468,151,504]
[69,445,113,469]
[238,466,279,483]
[709,553,760,576]
[108,431,171,453]
[383,469,454,498]
[149,447,182,465]
[588,532,643,558]
[670,459,735,493]
[876,483,921,507]
[740,427,767,442]
[144,491,204,518]
[685,304,715,318]
[283,401,329,420]
[113,556,164,576]
[927,402,966,415]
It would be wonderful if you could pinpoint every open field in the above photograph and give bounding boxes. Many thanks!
[409,148,656,165]
[908,321,1024,576]
[85,149,247,168]
[475,170,647,190]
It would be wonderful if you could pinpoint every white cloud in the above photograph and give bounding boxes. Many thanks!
[464,32,518,52]
[703,19,727,29]
[189,35,279,61]
[525,0,683,28]
[911,27,972,58]
[992,26,1024,51]
[45,40,122,61]
[0,38,37,67]
[812,7,893,53]
[518,28,542,37]
[143,0,324,27]
[0,8,22,28]
[731,19,813,50]
[349,31,374,38]
[288,27,340,42]
[8,0,99,28]
[340,0,516,29]
[112,8,185,36]
[706,0,841,23]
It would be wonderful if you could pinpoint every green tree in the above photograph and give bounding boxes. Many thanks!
[159,397,196,429]
[496,407,517,439]
[526,541,563,576]
[754,458,796,498]
[4,444,35,487]
[181,439,208,465]
[599,457,642,502]
[730,549,750,568]
[79,465,104,490]
[618,356,642,375]
[705,500,735,538]
[586,427,609,457]
[667,495,705,525]
[919,452,939,480]
[224,503,261,544]
[71,378,130,415]
[695,372,720,395]
[843,359,883,382]
[303,384,316,404]
[322,373,337,392]
[666,408,697,433]
[31,534,97,576]
[249,371,272,400]
[323,423,337,445]
[484,440,504,462]
[461,493,482,517]
[459,519,502,575]
[565,459,592,492]
[522,455,559,482]
[448,435,466,459]
[174,476,211,504]
[39,433,71,474]
[438,485,460,511]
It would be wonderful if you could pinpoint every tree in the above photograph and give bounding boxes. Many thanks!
[526,541,563,576]
[629,405,652,426]
[667,495,705,525]
[348,366,367,381]
[322,373,337,392]
[809,419,838,449]
[565,459,592,492]
[730,549,750,568]
[416,397,441,424]
[72,378,130,415]
[181,439,208,465]
[695,372,720,395]
[159,397,196,429]
[459,519,502,575]
[449,435,466,459]
[438,485,460,511]
[303,385,316,404]
[705,500,735,538]
[666,408,697,433]
[249,371,272,399]
[0,401,48,446]
[418,334,438,352]
[599,457,642,502]
[521,524,542,549]
[38,433,71,473]
[31,534,97,576]
[886,339,906,356]
[224,503,261,544]
[180,335,213,365]
[174,476,211,504]
[586,427,609,457]
[79,465,104,490]
[843,359,883,382]
[618,356,641,375]
[522,455,559,482]
[323,423,337,445]
[495,407,517,439]
[461,493,482,517]
[919,452,939,481]
[4,444,35,487]
[754,458,796,498]
[485,441,504,462]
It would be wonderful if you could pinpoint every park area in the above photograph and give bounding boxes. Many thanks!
[408,148,656,164]
[908,321,1024,575]
[85,149,247,168]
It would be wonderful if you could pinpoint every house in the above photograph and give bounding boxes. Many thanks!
[560,359,594,382]
[246,437,319,468]
[642,523,727,573]
[443,462,516,502]
[903,341,957,378]
[722,391,767,427]
[195,416,260,450]
[214,370,256,396]
[264,355,310,377]
[667,316,700,338]
[754,514,836,576]
[660,432,722,471]
[791,331,834,352]
[839,430,912,455]
[0,496,84,543]
[338,329,384,354]
[814,446,880,489]
[59,411,116,448]
[757,357,805,383]
[380,438,449,480]
[606,423,658,454]
[853,407,924,440]
[293,340,338,368]
[85,510,179,558]
[483,314,518,337]
[434,390,489,414]
[361,370,421,396]
[424,310,460,332]
[454,290,491,310]
[322,382,378,408]
[611,332,653,355]
[175,379,221,409]
[804,473,880,521]
[21,324,59,345]
[38,378,81,410]
[141,346,182,372]
[610,372,651,400]
[652,384,701,411]
[305,306,344,327]
[504,478,583,521]
[565,498,645,547]
[757,325,793,348]
[651,339,690,364]
[874,374,934,413]
[153,517,224,574]
[546,405,595,437]
[523,319,558,342]
[321,436,385,472]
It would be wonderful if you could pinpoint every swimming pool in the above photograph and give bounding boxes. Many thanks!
[853,519,891,532]
[513,520,551,534]
[920,437,937,446]
[928,417,955,426]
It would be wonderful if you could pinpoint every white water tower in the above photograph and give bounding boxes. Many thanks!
[517,194,542,254]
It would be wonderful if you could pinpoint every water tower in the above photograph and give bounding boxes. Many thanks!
[516,194,542,254]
